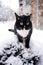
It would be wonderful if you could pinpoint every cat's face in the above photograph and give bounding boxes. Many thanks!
[15,13,32,30]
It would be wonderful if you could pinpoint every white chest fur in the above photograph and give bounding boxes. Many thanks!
[16,29,30,38]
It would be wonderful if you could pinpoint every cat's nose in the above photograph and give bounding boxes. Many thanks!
[23,26,25,30]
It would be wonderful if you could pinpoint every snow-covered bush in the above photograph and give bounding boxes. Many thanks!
[0,42,39,65]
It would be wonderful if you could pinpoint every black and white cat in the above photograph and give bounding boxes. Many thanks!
[8,13,32,48]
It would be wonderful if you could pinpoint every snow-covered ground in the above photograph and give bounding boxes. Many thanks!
[0,21,43,65]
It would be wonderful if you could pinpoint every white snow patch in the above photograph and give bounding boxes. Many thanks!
[5,55,23,65]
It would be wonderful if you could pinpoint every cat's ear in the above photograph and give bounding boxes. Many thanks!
[15,13,20,20]
[15,13,18,18]
[28,14,32,20]
[29,14,32,18]
[27,14,32,18]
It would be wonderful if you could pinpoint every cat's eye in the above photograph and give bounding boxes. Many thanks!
[20,22,23,25]
[27,22,29,25]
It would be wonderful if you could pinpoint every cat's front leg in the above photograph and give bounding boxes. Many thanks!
[18,36,23,43]
[25,38,30,48]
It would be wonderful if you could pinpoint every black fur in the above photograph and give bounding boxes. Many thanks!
[14,13,32,48]
[8,13,32,48]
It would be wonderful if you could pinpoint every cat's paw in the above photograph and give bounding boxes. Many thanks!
[24,48,30,52]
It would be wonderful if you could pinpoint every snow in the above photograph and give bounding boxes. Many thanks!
[0,21,17,51]
[30,29,43,55]
[0,21,43,65]
[0,6,14,21]
[1,0,19,12]
[5,55,23,65]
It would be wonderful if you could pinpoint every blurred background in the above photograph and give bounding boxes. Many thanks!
[0,0,43,30]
